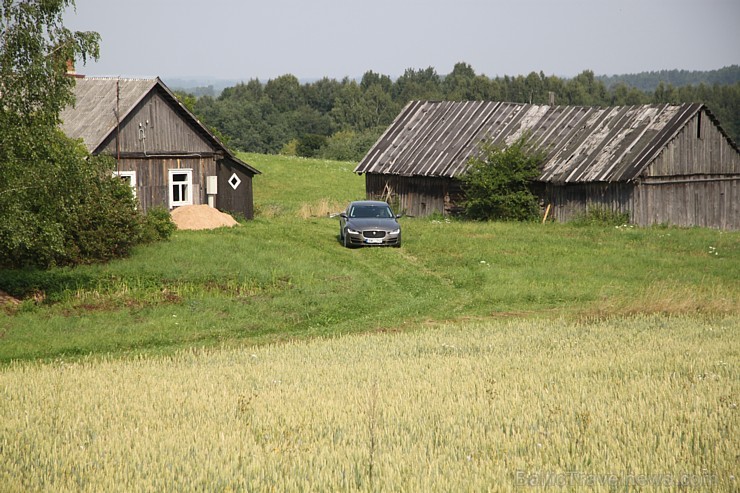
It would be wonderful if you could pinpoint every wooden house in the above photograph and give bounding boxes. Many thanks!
[60,77,260,218]
[355,101,740,229]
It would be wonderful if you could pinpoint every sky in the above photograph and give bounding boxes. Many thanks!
[63,0,740,82]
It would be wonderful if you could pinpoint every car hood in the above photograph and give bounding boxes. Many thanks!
[346,218,400,230]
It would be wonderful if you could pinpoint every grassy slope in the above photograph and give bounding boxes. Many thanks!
[0,153,738,363]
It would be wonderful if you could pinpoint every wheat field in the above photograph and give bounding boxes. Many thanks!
[1,315,736,492]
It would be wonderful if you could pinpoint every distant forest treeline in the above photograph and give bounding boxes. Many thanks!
[179,63,740,161]
[597,65,740,91]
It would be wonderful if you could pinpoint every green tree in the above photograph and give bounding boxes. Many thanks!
[392,66,443,102]
[264,74,302,112]
[173,90,197,112]
[295,133,327,158]
[221,79,263,103]
[361,83,397,128]
[190,64,740,158]
[653,81,677,103]
[0,0,151,268]
[331,79,378,131]
[303,77,341,114]
[320,128,384,162]
[564,70,609,105]
[523,71,546,103]
[460,136,544,221]
[360,70,392,93]
[442,62,477,100]
[610,82,647,106]
[289,105,333,137]
[1,0,99,124]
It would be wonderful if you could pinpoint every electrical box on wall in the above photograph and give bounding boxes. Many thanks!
[206,176,218,195]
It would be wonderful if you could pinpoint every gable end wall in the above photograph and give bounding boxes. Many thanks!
[632,110,740,229]
[98,90,214,155]
[645,110,740,177]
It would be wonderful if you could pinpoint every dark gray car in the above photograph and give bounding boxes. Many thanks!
[339,200,401,248]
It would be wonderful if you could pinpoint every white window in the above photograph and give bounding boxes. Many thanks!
[168,169,193,208]
[113,170,137,198]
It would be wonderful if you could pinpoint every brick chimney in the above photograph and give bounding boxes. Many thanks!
[65,59,85,78]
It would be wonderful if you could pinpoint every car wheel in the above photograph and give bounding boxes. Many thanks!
[343,229,351,248]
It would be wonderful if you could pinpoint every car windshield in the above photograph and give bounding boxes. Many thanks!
[349,204,394,219]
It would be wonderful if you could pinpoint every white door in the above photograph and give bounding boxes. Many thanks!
[168,169,193,208]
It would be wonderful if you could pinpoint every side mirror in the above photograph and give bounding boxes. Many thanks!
[340,212,347,219]
[396,214,403,219]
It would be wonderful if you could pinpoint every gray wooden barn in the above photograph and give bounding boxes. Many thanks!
[60,77,260,218]
[355,100,739,229]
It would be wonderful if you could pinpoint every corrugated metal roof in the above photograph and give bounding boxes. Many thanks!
[354,100,713,183]
[59,77,260,175]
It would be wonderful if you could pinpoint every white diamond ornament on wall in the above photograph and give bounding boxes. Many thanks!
[228,173,241,190]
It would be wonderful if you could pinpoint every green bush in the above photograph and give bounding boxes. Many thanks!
[320,128,383,162]
[64,156,143,263]
[0,127,177,268]
[295,134,328,158]
[139,206,177,243]
[0,128,146,268]
[279,139,299,156]
[460,136,544,221]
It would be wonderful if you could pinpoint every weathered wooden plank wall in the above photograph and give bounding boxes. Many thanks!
[367,173,739,229]
[635,177,739,229]
[365,174,462,216]
[635,109,739,229]
[113,156,217,212]
[99,91,213,155]
[540,182,636,223]
[217,161,255,219]
[647,111,740,177]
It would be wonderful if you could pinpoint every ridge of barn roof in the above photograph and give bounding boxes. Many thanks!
[355,100,733,184]
[59,77,260,175]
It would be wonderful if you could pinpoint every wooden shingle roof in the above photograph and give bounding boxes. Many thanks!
[355,100,733,184]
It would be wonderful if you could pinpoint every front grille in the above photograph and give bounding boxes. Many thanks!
[363,230,386,239]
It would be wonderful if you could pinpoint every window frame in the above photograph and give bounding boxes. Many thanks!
[168,168,193,208]
[113,170,137,199]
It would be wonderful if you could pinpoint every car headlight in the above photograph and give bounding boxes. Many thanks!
[347,228,360,235]
[389,229,400,235]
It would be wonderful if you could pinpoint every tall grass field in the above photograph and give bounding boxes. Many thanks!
[1,153,738,491]
[1,317,736,491]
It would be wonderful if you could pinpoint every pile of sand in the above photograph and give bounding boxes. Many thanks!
[171,204,239,230]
